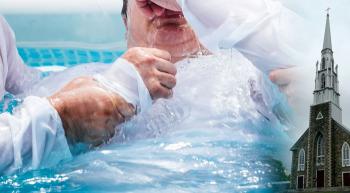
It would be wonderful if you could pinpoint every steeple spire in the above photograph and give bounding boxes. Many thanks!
[323,11,332,51]
[313,11,342,123]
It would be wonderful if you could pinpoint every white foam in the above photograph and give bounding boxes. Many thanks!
[36,66,67,72]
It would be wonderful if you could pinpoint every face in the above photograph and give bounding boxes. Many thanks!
[124,0,202,62]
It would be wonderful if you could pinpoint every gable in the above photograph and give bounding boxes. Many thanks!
[333,119,350,135]
[291,128,309,151]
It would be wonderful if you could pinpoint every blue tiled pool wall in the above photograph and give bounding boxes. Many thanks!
[18,47,125,67]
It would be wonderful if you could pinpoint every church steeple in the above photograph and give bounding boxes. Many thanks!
[323,13,332,51]
[313,12,342,123]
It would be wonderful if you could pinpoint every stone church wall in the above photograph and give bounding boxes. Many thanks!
[308,102,332,188]
[332,122,350,187]
[291,131,308,189]
[291,104,350,190]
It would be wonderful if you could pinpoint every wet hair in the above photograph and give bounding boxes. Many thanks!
[122,0,128,18]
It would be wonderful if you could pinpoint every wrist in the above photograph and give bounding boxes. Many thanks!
[48,95,65,117]
[47,95,74,143]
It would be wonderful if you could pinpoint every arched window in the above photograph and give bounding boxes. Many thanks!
[342,142,350,167]
[316,135,325,166]
[298,149,305,171]
[321,74,326,89]
[322,58,326,69]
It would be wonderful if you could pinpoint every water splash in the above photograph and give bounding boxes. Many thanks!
[0,50,294,192]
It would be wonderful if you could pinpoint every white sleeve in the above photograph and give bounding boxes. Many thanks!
[0,16,41,96]
[0,96,72,175]
[179,0,304,73]
[94,58,152,113]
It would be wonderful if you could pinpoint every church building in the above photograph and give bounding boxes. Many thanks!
[290,13,350,190]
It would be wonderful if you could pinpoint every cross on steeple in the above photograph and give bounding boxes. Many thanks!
[326,7,331,15]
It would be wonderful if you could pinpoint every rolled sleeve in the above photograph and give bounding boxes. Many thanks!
[0,96,72,175]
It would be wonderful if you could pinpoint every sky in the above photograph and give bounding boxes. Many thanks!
[282,0,350,140]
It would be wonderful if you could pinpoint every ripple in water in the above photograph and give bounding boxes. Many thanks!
[0,50,293,193]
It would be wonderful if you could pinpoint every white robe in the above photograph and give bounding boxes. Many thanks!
[178,0,304,73]
[0,16,72,175]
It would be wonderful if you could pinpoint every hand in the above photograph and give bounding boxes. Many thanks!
[269,68,298,105]
[150,0,181,11]
[48,77,135,146]
[136,0,165,18]
[136,0,181,18]
[122,47,177,100]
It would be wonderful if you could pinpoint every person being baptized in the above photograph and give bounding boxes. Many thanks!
[0,0,302,175]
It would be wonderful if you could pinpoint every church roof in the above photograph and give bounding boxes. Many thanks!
[323,14,332,50]
[333,120,350,135]
[291,119,350,152]
[290,128,309,151]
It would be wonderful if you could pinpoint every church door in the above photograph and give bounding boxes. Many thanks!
[343,173,350,186]
[297,176,304,189]
[317,170,325,188]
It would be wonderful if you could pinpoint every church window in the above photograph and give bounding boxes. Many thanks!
[342,142,350,167]
[321,74,326,89]
[322,58,326,69]
[316,112,324,120]
[316,135,325,166]
[298,149,305,171]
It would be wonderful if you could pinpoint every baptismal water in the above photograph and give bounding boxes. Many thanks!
[0,48,293,193]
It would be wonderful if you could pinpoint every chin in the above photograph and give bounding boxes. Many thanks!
[151,29,200,59]
[155,38,201,62]
[151,25,196,44]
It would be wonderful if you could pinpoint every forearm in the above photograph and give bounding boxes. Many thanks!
[46,76,137,147]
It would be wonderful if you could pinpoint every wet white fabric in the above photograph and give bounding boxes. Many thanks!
[177,0,303,73]
[0,15,152,174]
[0,97,72,175]
[94,58,152,113]
[0,16,41,96]
[0,16,72,175]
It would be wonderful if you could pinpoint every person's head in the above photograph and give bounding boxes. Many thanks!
[122,0,201,62]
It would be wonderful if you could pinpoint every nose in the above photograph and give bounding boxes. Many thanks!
[152,3,166,17]
[152,3,183,18]
[155,9,183,19]
[165,9,182,16]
